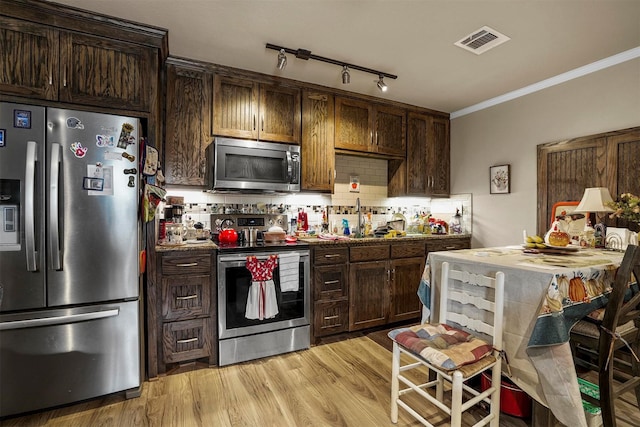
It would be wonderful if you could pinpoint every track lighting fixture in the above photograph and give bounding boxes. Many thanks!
[376,75,388,92]
[266,43,397,91]
[276,49,287,70]
[341,66,350,84]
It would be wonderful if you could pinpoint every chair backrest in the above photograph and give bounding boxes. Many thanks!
[439,262,505,350]
[601,244,640,339]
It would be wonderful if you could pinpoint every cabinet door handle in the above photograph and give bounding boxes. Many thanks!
[253,115,256,131]
[375,131,379,146]
[324,315,339,320]
[176,262,198,267]
[176,294,198,301]
[370,131,373,145]
[48,73,52,85]
[445,246,457,250]
[63,68,67,87]
[324,280,339,285]
[261,117,264,132]
[324,254,341,258]
[176,337,198,344]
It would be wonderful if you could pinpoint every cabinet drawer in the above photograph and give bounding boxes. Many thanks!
[162,318,211,363]
[350,244,389,262]
[314,264,348,300]
[391,242,425,259]
[314,247,349,265]
[314,300,349,337]
[162,274,211,320]
[161,253,212,275]
[426,237,471,252]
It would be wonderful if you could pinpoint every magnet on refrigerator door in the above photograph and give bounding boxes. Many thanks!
[122,152,135,162]
[117,123,134,148]
[86,164,113,196]
[14,110,31,129]
[103,151,122,161]
[95,134,115,148]
[0,129,5,147]
[65,117,84,129]
[127,176,135,187]
[83,177,104,191]
[70,142,88,158]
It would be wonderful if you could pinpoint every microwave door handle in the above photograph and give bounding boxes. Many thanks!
[286,151,293,180]
[49,143,61,270]
[24,141,37,272]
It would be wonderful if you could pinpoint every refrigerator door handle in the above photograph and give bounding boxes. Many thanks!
[25,141,37,272]
[49,143,62,270]
[0,308,119,331]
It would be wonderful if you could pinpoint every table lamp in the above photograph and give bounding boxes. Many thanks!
[575,187,614,247]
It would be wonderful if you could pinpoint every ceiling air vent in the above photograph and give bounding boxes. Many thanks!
[454,26,510,55]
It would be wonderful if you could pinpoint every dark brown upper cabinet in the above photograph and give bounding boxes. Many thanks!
[334,96,406,158]
[390,112,450,197]
[0,16,155,112]
[164,61,213,186]
[301,90,335,192]
[213,74,301,144]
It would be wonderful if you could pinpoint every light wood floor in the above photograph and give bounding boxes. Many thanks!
[2,336,638,426]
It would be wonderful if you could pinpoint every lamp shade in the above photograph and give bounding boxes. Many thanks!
[575,187,615,213]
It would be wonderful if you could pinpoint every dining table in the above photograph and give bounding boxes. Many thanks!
[419,245,627,427]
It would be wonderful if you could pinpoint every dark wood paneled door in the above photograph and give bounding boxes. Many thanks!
[59,32,154,111]
[164,62,213,186]
[0,16,59,100]
[301,90,335,192]
[349,261,389,331]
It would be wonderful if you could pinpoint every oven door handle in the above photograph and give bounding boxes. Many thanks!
[218,251,309,263]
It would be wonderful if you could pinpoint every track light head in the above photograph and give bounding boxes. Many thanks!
[277,49,287,70]
[376,75,388,92]
[341,66,350,84]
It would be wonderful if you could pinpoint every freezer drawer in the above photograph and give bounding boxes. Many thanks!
[0,300,141,417]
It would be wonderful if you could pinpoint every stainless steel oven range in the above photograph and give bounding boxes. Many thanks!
[215,214,310,366]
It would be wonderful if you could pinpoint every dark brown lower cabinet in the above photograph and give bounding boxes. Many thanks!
[313,247,349,337]
[150,250,216,377]
[389,242,426,323]
[311,237,469,340]
[349,245,390,331]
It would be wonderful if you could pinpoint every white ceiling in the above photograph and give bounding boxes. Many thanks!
[50,0,640,115]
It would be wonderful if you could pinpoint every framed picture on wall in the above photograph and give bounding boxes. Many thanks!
[490,164,510,194]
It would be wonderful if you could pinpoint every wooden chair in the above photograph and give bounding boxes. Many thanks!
[570,244,640,426]
[389,261,505,427]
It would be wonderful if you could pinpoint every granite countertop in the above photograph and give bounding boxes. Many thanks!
[298,234,471,246]
[156,240,218,252]
[155,234,471,251]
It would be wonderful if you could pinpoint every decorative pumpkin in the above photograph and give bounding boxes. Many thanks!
[557,275,570,299]
[585,278,603,297]
[545,294,563,312]
[569,277,587,302]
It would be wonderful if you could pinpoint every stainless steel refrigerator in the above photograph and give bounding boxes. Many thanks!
[0,102,141,417]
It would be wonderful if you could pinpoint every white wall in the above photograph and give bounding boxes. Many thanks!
[451,58,640,248]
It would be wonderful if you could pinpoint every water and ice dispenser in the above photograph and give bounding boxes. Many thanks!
[0,179,20,250]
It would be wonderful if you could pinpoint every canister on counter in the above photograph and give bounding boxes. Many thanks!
[159,219,167,241]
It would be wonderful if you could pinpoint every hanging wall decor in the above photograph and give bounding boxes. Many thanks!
[490,164,510,194]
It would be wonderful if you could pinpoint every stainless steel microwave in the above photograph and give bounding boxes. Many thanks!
[207,137,300,193]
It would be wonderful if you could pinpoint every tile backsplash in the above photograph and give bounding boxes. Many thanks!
[161,155,472,234]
